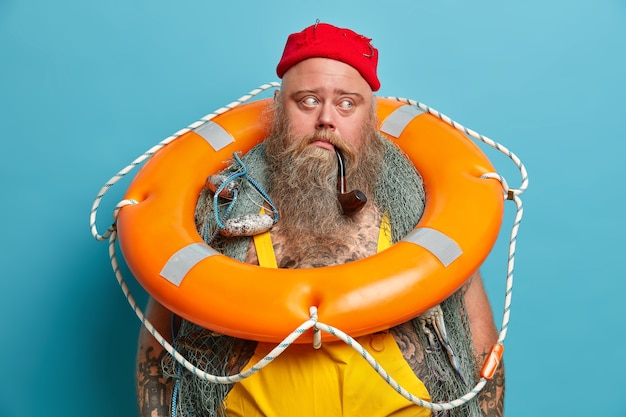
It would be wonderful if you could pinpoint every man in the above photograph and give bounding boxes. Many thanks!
[137,22,504,417]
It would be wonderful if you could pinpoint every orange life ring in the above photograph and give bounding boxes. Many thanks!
[117,97,504,343]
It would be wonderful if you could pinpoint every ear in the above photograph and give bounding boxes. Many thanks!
[273,90,280,99]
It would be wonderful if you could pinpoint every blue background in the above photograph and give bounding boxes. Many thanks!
[2,1,625,416]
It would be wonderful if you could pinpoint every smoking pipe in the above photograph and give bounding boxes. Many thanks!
[335,148,367,216]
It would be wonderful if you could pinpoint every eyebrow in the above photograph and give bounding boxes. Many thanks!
[291,88,366,102]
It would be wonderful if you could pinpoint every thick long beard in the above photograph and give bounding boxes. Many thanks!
[264,99,385,243]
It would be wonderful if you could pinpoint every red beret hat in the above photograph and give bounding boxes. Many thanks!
[276,22,380,91]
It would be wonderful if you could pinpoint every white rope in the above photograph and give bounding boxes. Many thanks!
[93,84,528,411]
[495,192,523,344]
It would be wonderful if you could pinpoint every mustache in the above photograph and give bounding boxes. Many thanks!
[296,131,357,160]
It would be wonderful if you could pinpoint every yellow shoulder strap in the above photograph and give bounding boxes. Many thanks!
[377,212,392,253]
[252,207,278,268]
[253,211,392,268]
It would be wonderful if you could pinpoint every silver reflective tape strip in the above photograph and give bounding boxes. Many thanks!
[402,227,462,267]
[160,243,220,286]
[380,105,425,138]
[193,121,235,151]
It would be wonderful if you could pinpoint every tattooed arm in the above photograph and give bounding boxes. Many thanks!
[463,271,505,417]
[136,297,177,417]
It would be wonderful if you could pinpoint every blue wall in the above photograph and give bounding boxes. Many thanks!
[2,1,625,416]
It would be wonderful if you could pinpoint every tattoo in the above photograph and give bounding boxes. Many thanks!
[476,351,505,417]
[390,322,432,384]
[137,346,171,417]
[275,240,369,268]
[268,207,382,269]
[459,275,473,297]
[227,339,258,375]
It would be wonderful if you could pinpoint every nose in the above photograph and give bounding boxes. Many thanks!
[316,103,335,131]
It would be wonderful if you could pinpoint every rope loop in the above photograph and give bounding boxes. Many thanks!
[309,306,322,349]
[481,172,516,200]
[113,199,138,220]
